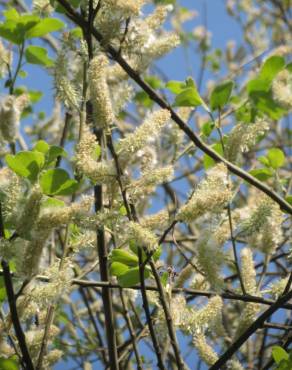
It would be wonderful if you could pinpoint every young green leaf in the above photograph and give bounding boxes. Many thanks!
[46,146,67,164]
[174,87,208,110]
[40,168,78,196]
[267,148,285,169]
[110,262,129,277]
[41,197,65,209]
[203,142,223,169]
[111,249,139,267]
[257,155,270,167]
[28,90,43,103]
[6,151,45,182]
[160,271,168,287]
[249,91,287,120]
[25,18,65,38]
[272,346,289,364]
[33,140,50,154]
[249,168,273,181]
[201,121,215,137]
[0,21,24,44]
[285,195,292,206]
[0,277,7,304]
[259,56,285,83]
[210,80,234,111]
[165,80,186,94]
[0,357,19,370]
[25,45,54,67]
[118,267,150,288]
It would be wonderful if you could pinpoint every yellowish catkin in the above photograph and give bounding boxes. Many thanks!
[88,55,115,128]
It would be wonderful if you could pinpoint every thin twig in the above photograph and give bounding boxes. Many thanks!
[55,0,292,214]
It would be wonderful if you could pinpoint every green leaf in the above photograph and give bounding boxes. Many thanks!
[118,267,150,288]
[46,146,67,164]
[0,277,6,304]
[174,87,207,109]
[201,121,215,137]
[145,76,163,89]
[165,80,186,94]
[70,27,82,38]
[153,245,162,262]
[0,357,19,370]
[111,249,139,267]
[203,142,223,169]
[259,56,285,83]
[160,271,168,287]
[33,140,50,154]
[286,62,292,73]
[110,262,129,277]
[0,22,23,44]
[210,80,234,111]
[135,91,153,108]
[249,91,287,120]
[29,90,43,103]
[26,18,65,38]
[285,196,292,206]
[267,148,285,169]
[40,168,78,196]
[3,8,20,21]
[25,45,54,67]
[247,78,270,94]
[257,155,270,167]
[119,205,127,216]
[41,197,65,208]
[6,151,44,182]
[272,346,289,364]
[19,70,27,78]
[249,168,273,181]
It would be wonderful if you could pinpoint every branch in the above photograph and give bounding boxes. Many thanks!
[209,288,292,370]
[1,260,34,370]
[55,0,292,215]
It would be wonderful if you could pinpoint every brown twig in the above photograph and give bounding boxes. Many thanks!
[1,260,34,370]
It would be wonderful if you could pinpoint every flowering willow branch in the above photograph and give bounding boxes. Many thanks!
[106,134,172,370]
[209,287,292,370]
[56,0,292,215]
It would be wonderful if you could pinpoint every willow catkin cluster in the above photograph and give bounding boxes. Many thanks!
[88,55,115,129]
[76,127,116,183]
[225,119,269,162]
[54,52,80,111]
[38,196,93,230]
[267,276,289,298]
[177,163,232,223]
[127,221,158,251]
[238,194,283,254]
[227,359,245,370]
[103,0,145,17]
[0,168,22,223]
[197,235,225,290]
[0,94,29,142]
[240,248,256,294]
[192,333,218,366]
[140,209,170,230]
[117,109,171,159]
[272,69,292,109]
[0,40,12,78]
[233,248,260,338]
[16,185,43,239]
[127,166,174,202]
